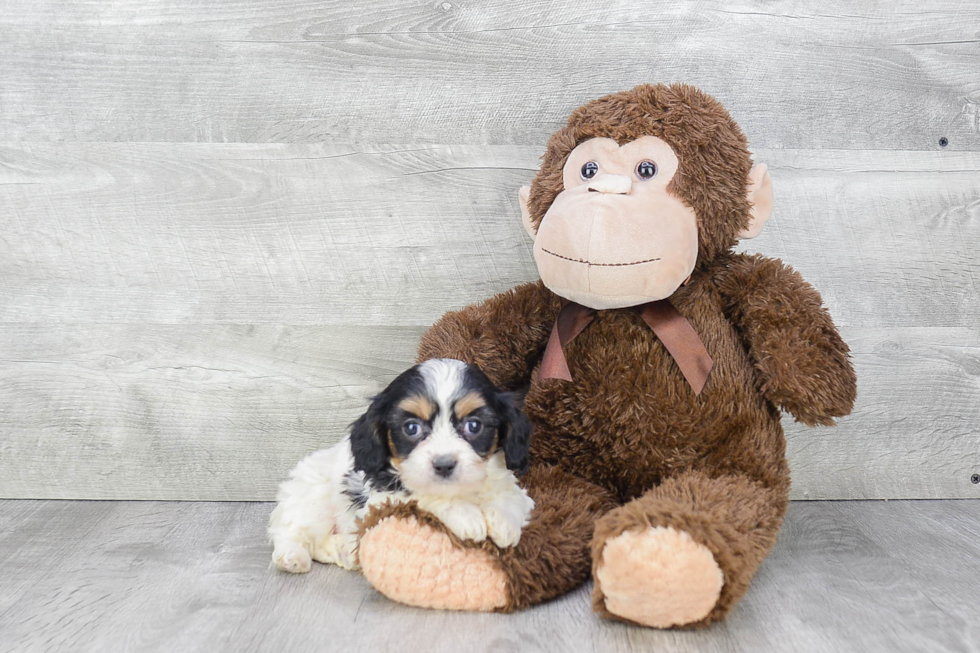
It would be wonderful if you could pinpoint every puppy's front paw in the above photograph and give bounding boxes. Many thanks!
[430,503,488,543]
[273,542,313,574]
[485,507,523,549]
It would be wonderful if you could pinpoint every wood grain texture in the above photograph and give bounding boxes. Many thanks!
[787,326,980,500]
[2,145,979,499]
[0,324,422,500]
[0,499,977,653]
[0,0,978,148]
[2,145,978,328]
[2,1,979,501]
[0,143,539,326]
[0,324,977,500]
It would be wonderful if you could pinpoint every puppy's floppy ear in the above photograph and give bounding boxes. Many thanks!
[497,392,532,475]
[349,394,390,475]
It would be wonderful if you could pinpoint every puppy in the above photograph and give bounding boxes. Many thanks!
[269,358,534,574]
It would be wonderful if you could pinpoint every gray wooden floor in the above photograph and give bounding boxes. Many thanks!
[0,500,977,653]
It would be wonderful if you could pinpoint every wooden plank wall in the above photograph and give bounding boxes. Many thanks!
[1,1,978,500]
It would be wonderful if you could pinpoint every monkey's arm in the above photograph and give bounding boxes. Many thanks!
[416,280,559,389]
[718,254,857,426]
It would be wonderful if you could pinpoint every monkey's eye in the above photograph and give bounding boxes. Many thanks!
[402,421,423,438]
[581,161,599,180]
[462,418,483,436]
[636,160,658,180]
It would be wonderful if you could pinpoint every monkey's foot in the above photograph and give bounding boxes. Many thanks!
[594,526,723,628]
[359,512,508,611]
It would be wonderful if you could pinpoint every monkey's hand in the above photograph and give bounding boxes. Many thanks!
[357,501,509,612]
[719,253,857,426]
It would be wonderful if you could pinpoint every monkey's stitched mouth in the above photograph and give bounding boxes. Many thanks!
[541,248,661,267]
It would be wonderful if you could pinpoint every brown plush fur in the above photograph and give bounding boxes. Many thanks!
[359,83,857,626]
[496,465,619,610]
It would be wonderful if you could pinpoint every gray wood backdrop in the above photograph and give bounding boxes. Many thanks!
[1,0,978,500]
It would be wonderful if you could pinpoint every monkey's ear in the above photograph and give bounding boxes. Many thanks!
[739,164,773,240]
[518,186,536,240]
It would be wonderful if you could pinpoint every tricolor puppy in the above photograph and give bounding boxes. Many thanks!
[269,358,534,573]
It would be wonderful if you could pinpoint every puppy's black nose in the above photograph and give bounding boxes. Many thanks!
[432,455,457,478]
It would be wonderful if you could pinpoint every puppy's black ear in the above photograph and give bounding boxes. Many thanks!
[497,392,532,475]
[349,394,389,475]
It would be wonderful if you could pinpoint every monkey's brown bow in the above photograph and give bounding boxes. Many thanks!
[539,299,713,395]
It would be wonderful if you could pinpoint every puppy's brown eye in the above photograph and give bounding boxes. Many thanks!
[463,419,483,436]
[403,421,422,438]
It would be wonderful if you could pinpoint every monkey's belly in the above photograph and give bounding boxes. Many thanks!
[522,309,770,500]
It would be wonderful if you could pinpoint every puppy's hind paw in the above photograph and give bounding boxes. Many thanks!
[273,543,313,574]
[312,534,361,571]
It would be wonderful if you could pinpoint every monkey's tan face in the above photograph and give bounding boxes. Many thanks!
[528,136,699,310]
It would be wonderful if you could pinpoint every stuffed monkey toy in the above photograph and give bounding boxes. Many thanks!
[356,84,857,628]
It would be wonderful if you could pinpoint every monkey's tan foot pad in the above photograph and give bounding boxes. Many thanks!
[359,514,508,611]
[594,526,723,628]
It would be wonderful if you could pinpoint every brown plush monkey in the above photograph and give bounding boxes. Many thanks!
[356,84,857,628]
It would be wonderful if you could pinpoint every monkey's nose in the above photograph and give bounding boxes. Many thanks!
[587,174,632,195]
[432,455,457,478]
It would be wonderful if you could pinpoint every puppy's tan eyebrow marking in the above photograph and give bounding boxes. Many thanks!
[453,392,486,419]
[398,395,435,421]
